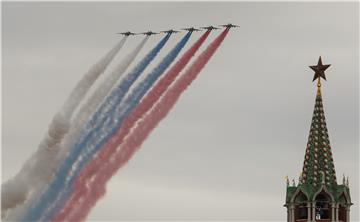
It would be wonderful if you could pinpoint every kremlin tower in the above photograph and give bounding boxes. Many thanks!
[284,57,352,222]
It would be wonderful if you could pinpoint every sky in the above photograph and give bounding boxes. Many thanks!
[2,1,359,221]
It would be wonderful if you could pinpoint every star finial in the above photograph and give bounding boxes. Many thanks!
[309,56,331,82]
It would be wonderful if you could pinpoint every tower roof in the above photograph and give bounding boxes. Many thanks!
[301,57,337,188]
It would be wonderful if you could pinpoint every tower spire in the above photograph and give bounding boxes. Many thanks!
[301,57,337,188]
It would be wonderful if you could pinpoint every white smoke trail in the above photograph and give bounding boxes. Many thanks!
[57,36,149,166]
[1,37,127,219]
[3,37,148,221]
[62,37,128,120]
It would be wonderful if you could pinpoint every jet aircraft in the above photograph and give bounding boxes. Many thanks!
[219,23,240,28]
[141,31,158,36]
[160,29,180,34]
[117,31,137,36]
[182,27,201,32]
[200,26,219,30]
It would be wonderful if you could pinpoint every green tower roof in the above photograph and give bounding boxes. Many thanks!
[301,86,337,188]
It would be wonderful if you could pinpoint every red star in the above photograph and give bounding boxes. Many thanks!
[309,56,331,82]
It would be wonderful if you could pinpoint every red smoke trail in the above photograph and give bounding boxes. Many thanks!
[52,28,228,222]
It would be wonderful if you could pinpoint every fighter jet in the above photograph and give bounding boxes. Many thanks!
[200,25,219,31]
[160,29,180,34]
[181,27,201,32]
[219,23,240,28]
[117,31,137,36]
[140,31,158,36]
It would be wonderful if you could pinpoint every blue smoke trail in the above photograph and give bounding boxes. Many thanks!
[22,34,171,221]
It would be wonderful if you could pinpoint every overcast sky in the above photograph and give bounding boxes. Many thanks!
[2,1,359,221]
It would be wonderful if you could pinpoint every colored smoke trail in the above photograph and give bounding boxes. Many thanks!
[44,32,190,221]
[56,29,229,222]
[1,37,127,219]
[52,30,211,222]
[22,34,171,222]
[4,37,144,221]
[62,36,129,120]
[57,36,149,164]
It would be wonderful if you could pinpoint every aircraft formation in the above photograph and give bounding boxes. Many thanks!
[116,23,239,36]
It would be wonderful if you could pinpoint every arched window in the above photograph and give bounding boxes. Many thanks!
[314,191,331,220]
[294,191,308,220]
[338,193,348,222]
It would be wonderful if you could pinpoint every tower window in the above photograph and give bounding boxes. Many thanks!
[315,193,331,220]
[294,192,308,220]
